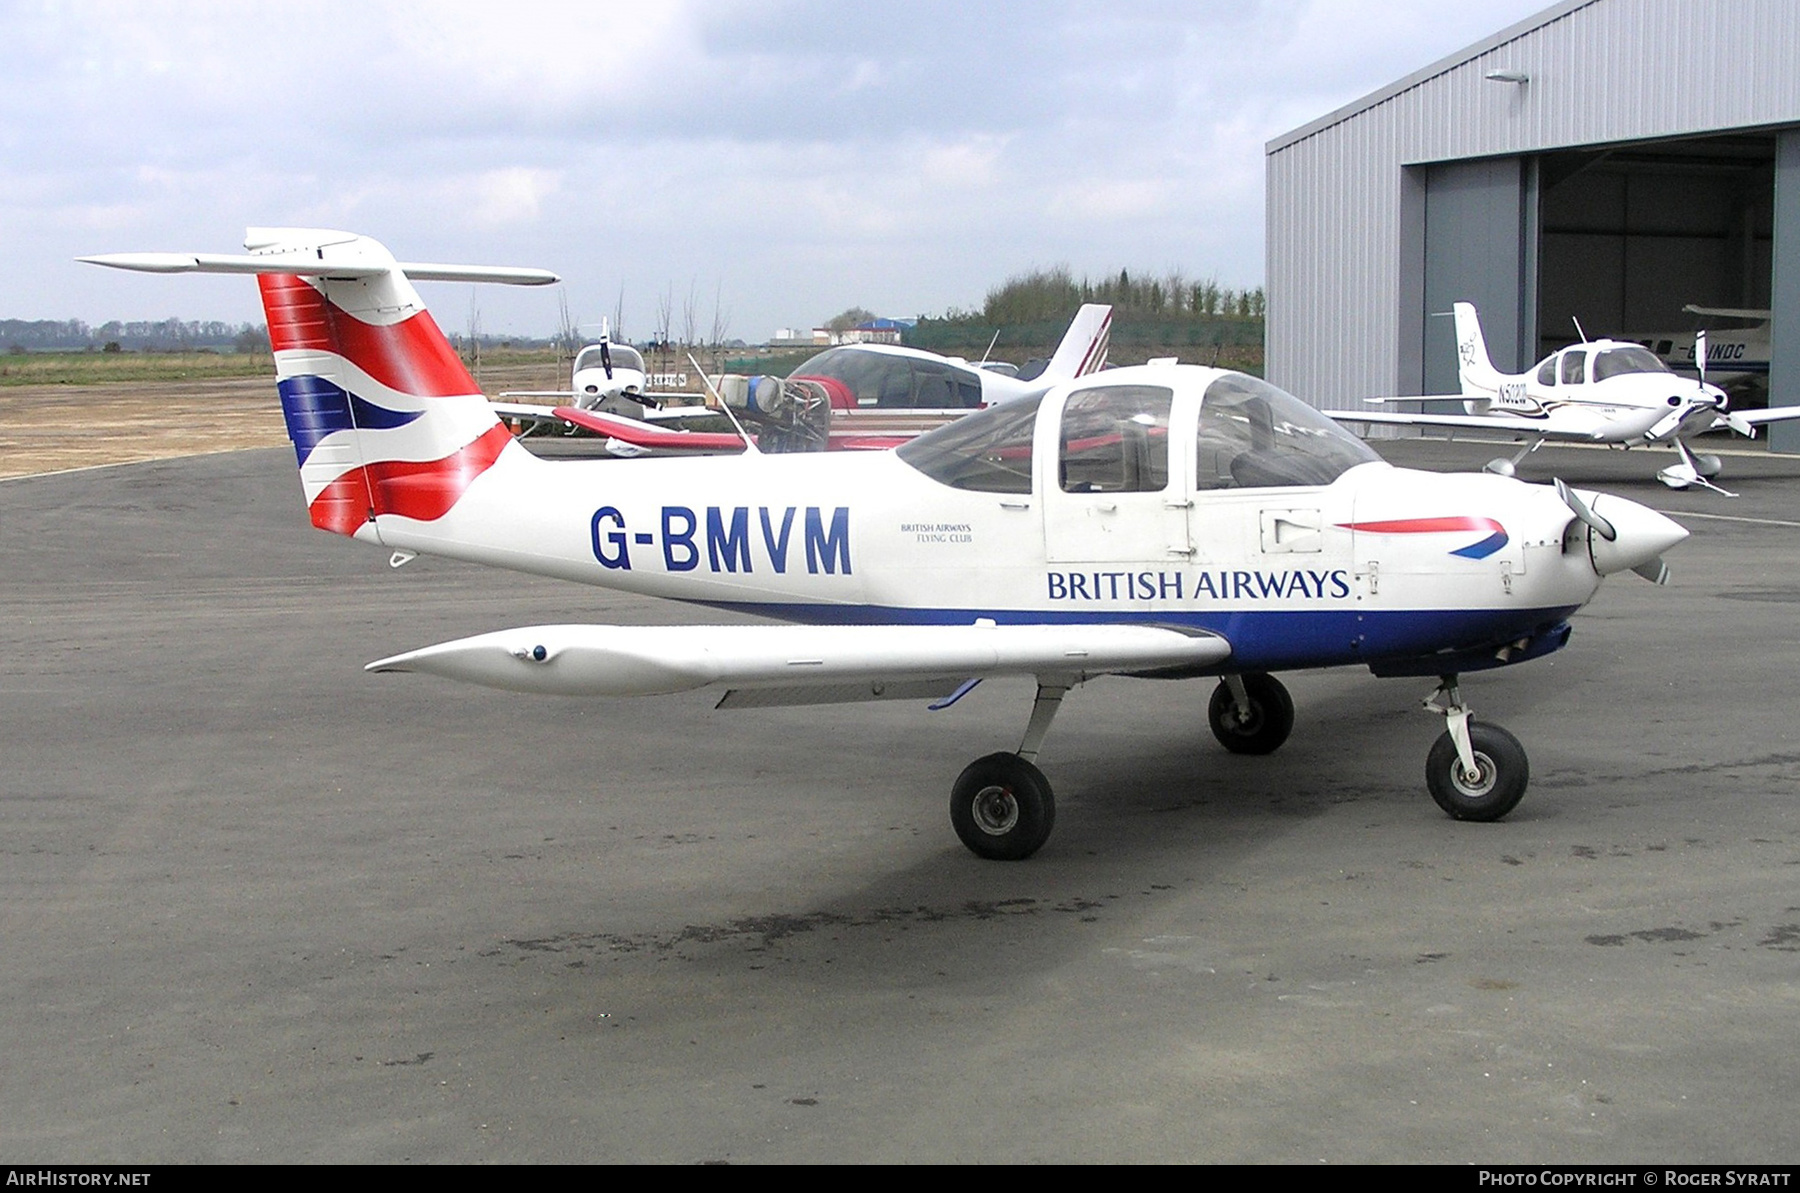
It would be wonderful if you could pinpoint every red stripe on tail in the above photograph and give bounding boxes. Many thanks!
[307,424,514,535]
[258,274,481,398]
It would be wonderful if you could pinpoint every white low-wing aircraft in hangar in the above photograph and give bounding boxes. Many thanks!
[82,230,1687,860]
[1335,302,1800,495]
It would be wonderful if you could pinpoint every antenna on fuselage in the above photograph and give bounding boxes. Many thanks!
[1572,316,1589,344]
[687,350,762,456]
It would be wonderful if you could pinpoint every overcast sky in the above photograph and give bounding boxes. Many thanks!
[1,0,1550,341]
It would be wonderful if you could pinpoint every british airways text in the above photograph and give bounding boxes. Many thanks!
[1047,568,1351,602]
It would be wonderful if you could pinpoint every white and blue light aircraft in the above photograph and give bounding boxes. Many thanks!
[1339,302,1800,494]
[82,231,1688,860]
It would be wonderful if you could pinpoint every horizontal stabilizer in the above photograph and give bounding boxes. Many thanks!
[78,252,558,286]
[367,622,1232,698]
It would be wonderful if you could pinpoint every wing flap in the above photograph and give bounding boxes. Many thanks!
[715,678,967,709]
[367,622,1232,698]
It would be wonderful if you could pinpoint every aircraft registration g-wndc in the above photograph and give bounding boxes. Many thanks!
[1338,302,1800,495]
[83,230,1689,861]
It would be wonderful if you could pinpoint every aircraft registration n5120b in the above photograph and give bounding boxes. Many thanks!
[83,229,1689,860]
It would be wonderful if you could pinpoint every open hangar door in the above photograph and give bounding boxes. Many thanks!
[1536,133,1775,407]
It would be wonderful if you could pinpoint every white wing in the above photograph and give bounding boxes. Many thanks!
[1331,407,1597,440]
[367,622,1232,704]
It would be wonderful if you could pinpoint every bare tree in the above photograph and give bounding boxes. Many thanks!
[680,278,699,350]
[708,280,731,372]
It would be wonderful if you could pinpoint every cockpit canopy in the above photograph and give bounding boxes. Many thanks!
[574,343,646,376]
[897,371,1379,494]
[1535,343,1670,386]
[793,347,984,410]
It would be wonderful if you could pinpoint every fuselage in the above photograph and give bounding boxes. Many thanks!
[1463,338,1729,445]
[373,365,1619,676]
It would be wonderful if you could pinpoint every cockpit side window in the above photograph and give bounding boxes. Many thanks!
[897,394,1043,493]
[1559,351,1586,386]
[1536,357,1558,386]
[1196,374,1380,490]
[1059,385,1172,493]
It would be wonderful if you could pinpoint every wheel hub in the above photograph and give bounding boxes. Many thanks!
[1452,752,1497,797]
[970,784,1020,836]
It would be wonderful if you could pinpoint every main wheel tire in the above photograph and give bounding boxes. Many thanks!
[1426,721,1529,821]
[1207,673,1295,755]
[949,752,1055,861]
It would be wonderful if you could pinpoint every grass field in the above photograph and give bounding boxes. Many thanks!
[0,345,581,388]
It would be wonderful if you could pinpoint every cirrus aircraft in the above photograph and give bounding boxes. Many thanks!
[1336,302,1800,495]
[81,231,1687,861]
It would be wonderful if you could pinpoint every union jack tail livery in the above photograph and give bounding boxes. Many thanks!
[81,228,557,542]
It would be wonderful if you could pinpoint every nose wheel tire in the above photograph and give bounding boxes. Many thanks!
[1426,721,1529,821]
[1207,673,1295,755]
[950,752,1055,860]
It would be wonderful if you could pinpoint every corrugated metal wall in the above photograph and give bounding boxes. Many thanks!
[1267,0,1800,410]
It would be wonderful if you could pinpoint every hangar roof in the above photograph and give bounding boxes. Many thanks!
[1266,0,1800,163]
[1267,0,1591,154]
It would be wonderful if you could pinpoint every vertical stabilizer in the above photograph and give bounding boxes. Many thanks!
[248,229,517,540]
[80,229,556,547]
[1452,301,1504,398]
[1043,304,1112,380]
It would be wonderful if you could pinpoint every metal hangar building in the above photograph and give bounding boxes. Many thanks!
[1264,0,1800,448]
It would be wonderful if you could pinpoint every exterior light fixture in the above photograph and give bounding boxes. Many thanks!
[1485,69,1530,84]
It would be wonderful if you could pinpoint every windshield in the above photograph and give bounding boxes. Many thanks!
[897,394,1043,492]
[1591,345,1671,381]
[793,347,983,409]
[575,344,646,375]
[1197,374,1380,489]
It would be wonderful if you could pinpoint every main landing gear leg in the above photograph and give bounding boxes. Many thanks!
[1208,672,1295,755]
[1421,675,1529,821]
[948,680,1068,861]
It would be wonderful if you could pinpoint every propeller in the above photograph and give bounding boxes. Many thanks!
[1554,478,1615,542]
[1555,479,1688,583]
[1692,328,1755,437]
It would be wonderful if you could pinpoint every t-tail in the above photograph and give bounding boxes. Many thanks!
[81,228,557,544]
[1452,301,1505,400]
[1042,303,1112,380]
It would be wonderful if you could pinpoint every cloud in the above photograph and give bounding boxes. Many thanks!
[1,0,1553,335]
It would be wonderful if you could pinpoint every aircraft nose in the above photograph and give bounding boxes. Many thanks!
[1577,491,1688,577]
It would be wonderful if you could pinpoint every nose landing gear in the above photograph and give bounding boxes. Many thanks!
[1422,676,1529,821]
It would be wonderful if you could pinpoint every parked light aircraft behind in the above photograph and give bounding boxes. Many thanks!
[82,231,1688,861]
[498,324,655,416]
[1335,302,1800,494]
[490,306,1114,457]
[1632,305,1771,394]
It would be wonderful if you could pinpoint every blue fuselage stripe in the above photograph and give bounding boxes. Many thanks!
[691,602,1582,672]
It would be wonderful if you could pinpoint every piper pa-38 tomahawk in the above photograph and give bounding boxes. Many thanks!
[1337,302,1800,495]
[488,306,1114,457]
[82,230,1688,861]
